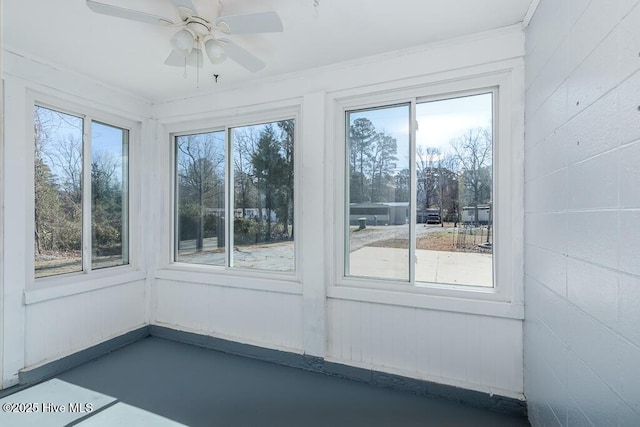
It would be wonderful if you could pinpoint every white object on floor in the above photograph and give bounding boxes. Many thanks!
[0,379,115,427]
[76,402,187,426]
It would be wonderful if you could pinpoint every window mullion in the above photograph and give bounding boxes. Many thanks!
[82,117,93,273]
[343,111,351,277]
[121,130,130,265]
[409,99,417,284]
[172,137,179,263]
[226,126,233,269]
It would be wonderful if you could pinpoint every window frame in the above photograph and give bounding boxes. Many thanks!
[173,128,227,268]
[166,106,302,283]
[27,92,141,292]
[329,70,523,316]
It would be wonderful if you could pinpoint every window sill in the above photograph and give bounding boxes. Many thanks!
[155,264,302,295]
[327,283,524,319]
[25,268,147,305]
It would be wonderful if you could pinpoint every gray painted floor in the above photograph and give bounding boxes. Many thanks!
[49,337,530,426]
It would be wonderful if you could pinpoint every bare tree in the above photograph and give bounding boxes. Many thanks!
[436,153,459,225]
[416,146,440,211]
[450,127,492,225]
[34,106,83,255]
[233,127,260,218]
[177,133,225,250]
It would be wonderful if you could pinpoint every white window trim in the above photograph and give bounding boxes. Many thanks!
[25,90,143,297]
[160,104,303,285]
[328,68,524,319]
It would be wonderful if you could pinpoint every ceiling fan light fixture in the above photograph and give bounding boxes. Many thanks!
[204,38,227,64]
[171,28,196,56]
[86,0,283,73]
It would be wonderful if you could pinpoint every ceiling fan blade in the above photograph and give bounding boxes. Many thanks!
[220,39,266,72]
[169,0,198,20]
[216,11,283,34]
[164,49,204,68]
[86,0,174,25]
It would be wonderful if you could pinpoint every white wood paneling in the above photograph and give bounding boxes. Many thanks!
[151,24,526,399]
[2,77,29,387]
[300,91,327,358]
[0,0,4,387]
[327,299,523,397]
[24,281,146,368]
[155,280,303,352]
[1,50,151,386]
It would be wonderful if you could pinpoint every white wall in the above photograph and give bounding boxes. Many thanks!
[0,0,4,388]
[152,26,526,398]
[24,283,147,368]
[524,0,640,424]
[155,280,303,351]
[1,50,152,387]
[327,300,523,397]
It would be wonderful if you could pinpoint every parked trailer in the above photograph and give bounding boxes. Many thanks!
[349,203,408,226]
[461,205,491,225]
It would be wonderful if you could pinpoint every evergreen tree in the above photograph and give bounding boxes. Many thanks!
[276,120,294,238]
[349,118,377,203]
[252,125,286,241]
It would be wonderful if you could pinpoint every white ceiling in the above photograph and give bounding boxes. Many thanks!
[3,0,533,103]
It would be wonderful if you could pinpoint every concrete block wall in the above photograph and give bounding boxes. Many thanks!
[524,0,640,425]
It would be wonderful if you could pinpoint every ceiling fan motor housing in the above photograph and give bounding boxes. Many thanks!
[186,16,211,37]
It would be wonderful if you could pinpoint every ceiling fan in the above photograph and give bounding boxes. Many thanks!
[86,0,283,72]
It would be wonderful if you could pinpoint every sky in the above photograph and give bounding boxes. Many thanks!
[35,106,128,185]
[348,92,493,170]
[92,121,128,183]
[92,121,127,160]
[349,104,411,171]
[417,92,493,153]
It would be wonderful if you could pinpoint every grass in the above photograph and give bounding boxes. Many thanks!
[369,231,457,252]
[370,229,492,254]
[35,250,126,278]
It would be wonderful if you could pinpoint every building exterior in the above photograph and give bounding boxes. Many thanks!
[349,202,409,226]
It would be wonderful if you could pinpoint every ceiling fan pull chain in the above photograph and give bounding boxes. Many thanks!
[183,57,188,79]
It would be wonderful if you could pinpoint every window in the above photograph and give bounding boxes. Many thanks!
[345,91,494,288]
[34,105,130,278]
[347,104,411,281]
[175,119,295,273]
[175,131,226,267]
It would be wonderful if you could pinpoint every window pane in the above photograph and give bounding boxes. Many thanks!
[231,120,294,272]
[175,131,226,265]
[415,93,493,287]
[91,121,129,270]
[34,106,83,278]
[346,104,411,281]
